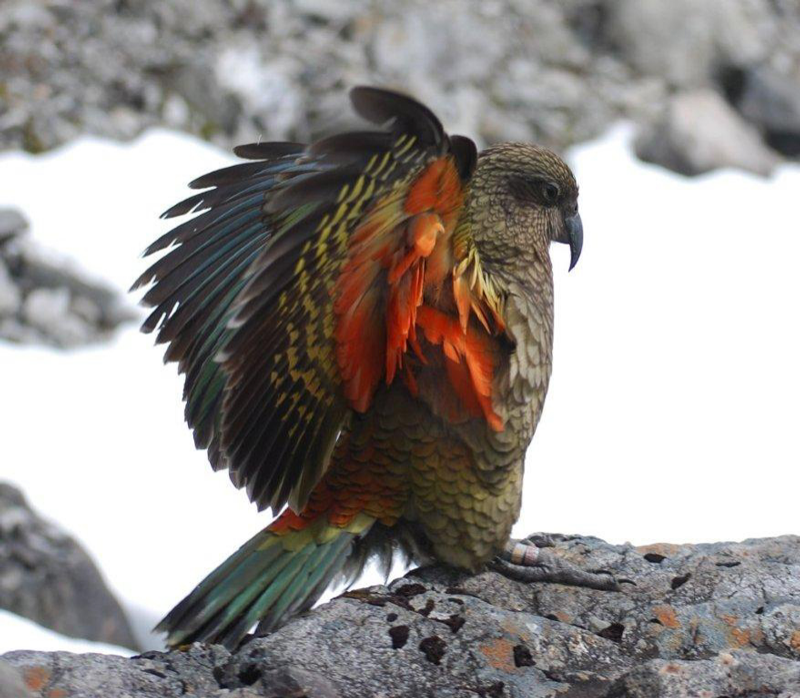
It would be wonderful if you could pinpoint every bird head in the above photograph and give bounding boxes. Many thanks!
[469,142,582,273]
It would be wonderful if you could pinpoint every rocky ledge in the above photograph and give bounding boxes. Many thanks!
[3,534,800,697]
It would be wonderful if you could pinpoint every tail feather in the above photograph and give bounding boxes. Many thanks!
[256,531,354,635]
[159,533,281,639]
[191,543,298,645]
[217,544,316,647]
[156,520,371,649]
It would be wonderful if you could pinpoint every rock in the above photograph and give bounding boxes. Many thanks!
[729,65,800,156]
[608,651,800,698]
[604,0,772,88]
[0,208,136,348]
[22,288,82,344]
[0,661,30,698]
[0,0,789,163]
[635,89,781,176]
[5,646,232,698]
[0,211,28,247]
[1,0,798,173]
[3,534,800,697]
[0,261,21,316]
[0,482,139,651]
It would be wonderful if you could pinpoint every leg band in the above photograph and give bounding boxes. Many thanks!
[508,541,540,566]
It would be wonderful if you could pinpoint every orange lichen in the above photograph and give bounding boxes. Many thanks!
[661,663,683,675]
[478,637,517,673]
[730,627,751,648]
[24,666,50,691]
[500,618,531,642]
[635,543,684,557]
[652,605,680,629]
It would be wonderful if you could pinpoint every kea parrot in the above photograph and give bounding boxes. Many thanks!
[134,87,603,650]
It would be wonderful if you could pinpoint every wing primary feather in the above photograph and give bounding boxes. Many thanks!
[158,173,280,221]
[450,135,478,181]
[308,131,393,162]
[349,86,445,150]
[266,166,362,213]
[160,241,264,352]
[141,224,264,334]
[139,208,263,300]
[189,161,290,190]
[233,141,306,160]
[144,192,265,259]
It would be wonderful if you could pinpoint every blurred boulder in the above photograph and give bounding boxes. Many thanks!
[635,89,780,176]
[0,208,136,348]
[0,211,27,247]
[604,0,771,87]
[3,534,800,696]
[727,65,800,156]
[0,0,745,155]
[0,262,21,318]
[0,0,799,175]
[0,482,139,651]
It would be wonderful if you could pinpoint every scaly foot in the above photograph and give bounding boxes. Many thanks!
[491,537,630,591]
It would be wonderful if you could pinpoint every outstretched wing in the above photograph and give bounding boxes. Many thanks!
[135,87,502,514]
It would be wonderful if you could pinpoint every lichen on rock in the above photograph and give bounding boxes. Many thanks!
[3,534,799,697]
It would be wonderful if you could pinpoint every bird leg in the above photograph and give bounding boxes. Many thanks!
[491,537,624,591]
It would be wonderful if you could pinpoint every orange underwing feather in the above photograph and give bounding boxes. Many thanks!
[332,152,507,432]
[415,305,503,431]
[333,156,466,413]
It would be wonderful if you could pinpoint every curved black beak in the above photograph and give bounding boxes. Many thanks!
[566,212,583,271]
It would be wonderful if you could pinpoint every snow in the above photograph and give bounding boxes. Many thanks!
[0,125,797,652]
[0,610,133,656]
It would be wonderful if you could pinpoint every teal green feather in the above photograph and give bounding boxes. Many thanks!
[134,148,325,466]
[217,544,316,646]
[260,531,354,633]
[156,522,368,649]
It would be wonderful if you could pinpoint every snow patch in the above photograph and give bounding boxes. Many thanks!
[0,610,132,656]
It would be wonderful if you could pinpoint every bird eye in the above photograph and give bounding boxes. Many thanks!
[542,182,560,204]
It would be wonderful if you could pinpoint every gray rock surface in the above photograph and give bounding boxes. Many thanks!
[0,482,138,651]
[0,661,30,698]
[4,534,800,697]
[0,0,798,176]
[635,90,780,176]
[0,208,135,347]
